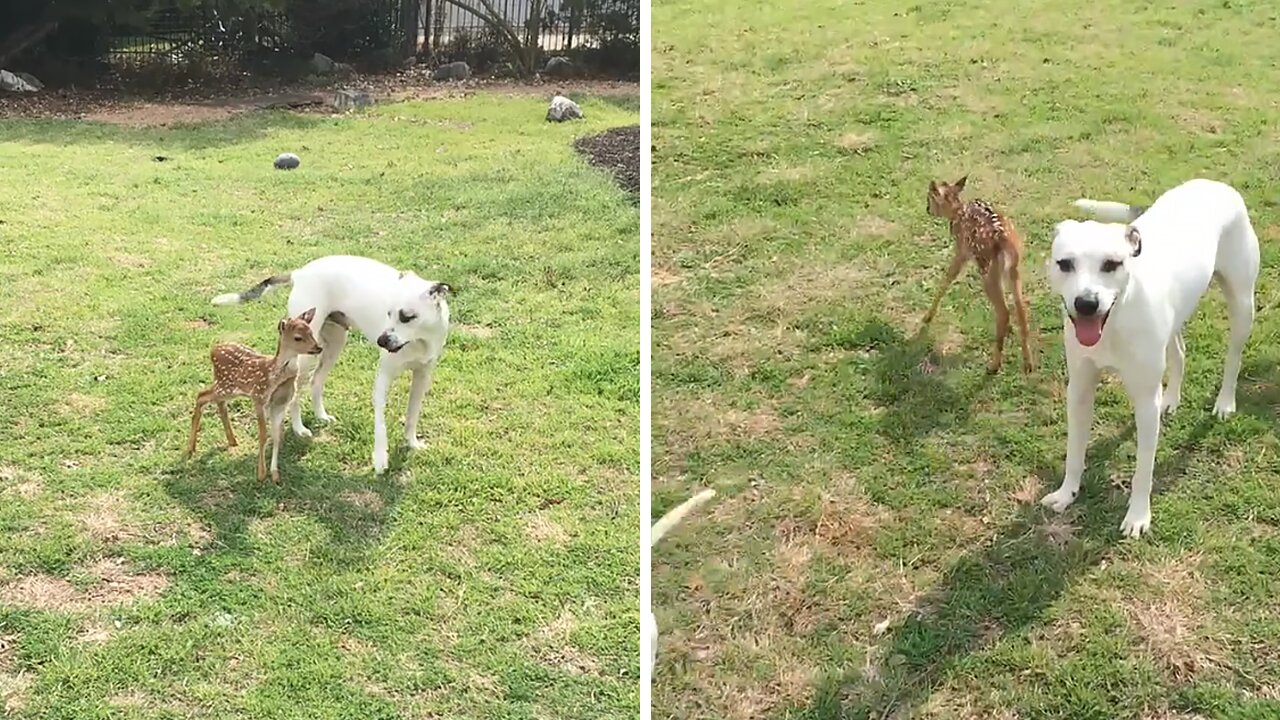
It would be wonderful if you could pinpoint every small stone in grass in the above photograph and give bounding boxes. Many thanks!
[274,153,301,170]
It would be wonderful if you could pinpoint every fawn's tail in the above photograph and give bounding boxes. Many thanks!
[651,488,716,547]
[1073,198,1146,223]
[211,273,292,306]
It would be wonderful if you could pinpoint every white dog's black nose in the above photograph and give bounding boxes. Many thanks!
[1074,295,1100,316]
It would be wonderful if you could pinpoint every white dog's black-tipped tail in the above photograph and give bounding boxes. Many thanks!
[1073,199,1146,223]
[211,273,292,306]
[651,488,716,546]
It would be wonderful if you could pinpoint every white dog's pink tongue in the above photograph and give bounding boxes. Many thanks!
[1073,316,1103,346]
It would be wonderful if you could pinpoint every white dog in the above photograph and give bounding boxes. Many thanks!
[212,255,451,474]
[646,488,715,680]
[1043,179,1259,537]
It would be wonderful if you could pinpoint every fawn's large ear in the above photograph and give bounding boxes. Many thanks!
[278,319,286,334]
[299,307,317,323]
[1126,226,1142,257]
[954,175,968,190]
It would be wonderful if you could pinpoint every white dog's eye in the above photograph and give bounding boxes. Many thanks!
[398,310,416,324]
[1056,259,1075,272]
[1101,259,1122,273]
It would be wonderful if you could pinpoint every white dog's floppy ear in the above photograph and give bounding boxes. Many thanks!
[1126,226,1142,257]
[425,282,451,298]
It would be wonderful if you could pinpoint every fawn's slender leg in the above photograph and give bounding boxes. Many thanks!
[216,402,236,447]
[923,247,967,325]
[255,402,268,481]
[1007,262,1034,373]
[186,389,214,457]
[982,266,1010,373]
[269,405,287,482]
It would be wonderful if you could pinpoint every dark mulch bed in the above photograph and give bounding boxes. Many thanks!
[573,125,639,200]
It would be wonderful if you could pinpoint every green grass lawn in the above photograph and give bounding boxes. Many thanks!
[652,1,1280,718]
[0,92,639,719]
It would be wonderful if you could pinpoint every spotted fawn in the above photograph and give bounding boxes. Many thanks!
[923,176,1033,373]
[186,308,321,481]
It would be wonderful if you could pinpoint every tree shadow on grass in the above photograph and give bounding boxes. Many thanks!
[1236,358,1280,421]
[0,108,329,152]
[799,402,1228,718]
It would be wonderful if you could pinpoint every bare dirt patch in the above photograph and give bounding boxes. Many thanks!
[1,670,32,714]
[77,621,115,645]
[651,266,684,288]
[63,393,108,417]
[527,606,600,676]
[0,575,82,612]
[83,557,170,605]
[454,323,496,338]
[0,558,169,612]
[573,125,640,197]
[85,102,245,127]
[1121,554,1225,682]
[524,512,570,545]
[666,398,784,447]
[75,491,138,543]
[0,467,43,498]
[836,130,879,154]
[340,489,385,513]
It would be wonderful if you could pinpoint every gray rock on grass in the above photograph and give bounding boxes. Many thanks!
[546,94,584,122]
[333,89,374,111]
[432,61,471,81]
[544,56,574,77]
[0,69,39,93]
[311,52,336,74]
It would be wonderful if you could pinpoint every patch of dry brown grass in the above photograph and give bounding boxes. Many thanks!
[0,557,169,612]
[75,491,139,544]
[526,606,601,676]
[340,489,385,513]
[524,512,570,545]
[1121,554,1226,683]
[0,466,43,498]
[1,669,32,715]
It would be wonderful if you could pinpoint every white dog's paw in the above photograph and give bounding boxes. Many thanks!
[314,411,336,423]
[1040,487,1078,513]
[373,447,389,474]
[1119,506,1152,538]
[406,437,428,451]
[1213,395,1236,420]
[293,424,313,439]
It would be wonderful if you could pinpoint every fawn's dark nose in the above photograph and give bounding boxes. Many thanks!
[1074,295,1100,316]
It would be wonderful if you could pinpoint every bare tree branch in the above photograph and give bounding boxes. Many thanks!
[0,20,60,67]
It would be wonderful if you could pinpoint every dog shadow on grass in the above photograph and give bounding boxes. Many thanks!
[160,427,410,562]
[799,400,1230,718]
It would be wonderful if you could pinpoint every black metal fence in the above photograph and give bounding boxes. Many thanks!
[106,4,295,65]
[420,0,638,72]
[6,0,636,77]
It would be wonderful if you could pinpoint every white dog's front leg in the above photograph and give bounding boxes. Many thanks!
[404,365,435,451]
[1121,378,1163,538]
[372,363,396,474]
[1042,360,1100,512]
[290,355,317,438]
